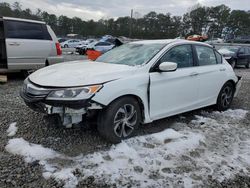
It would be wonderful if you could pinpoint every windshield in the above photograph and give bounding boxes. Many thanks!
[219,46,240,53]
[96,43,166,66]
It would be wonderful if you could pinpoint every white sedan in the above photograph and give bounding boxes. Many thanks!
[60,39,82,48]
[20,40,241,143]
[86,41,115,53]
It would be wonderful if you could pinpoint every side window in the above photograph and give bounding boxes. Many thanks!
[195,45,217,66]
[239,47,245,54]
[97,42,105,46]
[159,45,194,68]
[215,50,222,64]
[5,20,46,40]
[245,47,249,54]
[102,42,111,46]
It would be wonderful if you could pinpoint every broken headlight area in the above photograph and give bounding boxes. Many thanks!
[46,85,102,101]
[20,79,104,128]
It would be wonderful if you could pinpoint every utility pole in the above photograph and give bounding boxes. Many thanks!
[129,9,133,38]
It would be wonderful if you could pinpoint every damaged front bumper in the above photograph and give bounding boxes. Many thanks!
[20,80,103,127]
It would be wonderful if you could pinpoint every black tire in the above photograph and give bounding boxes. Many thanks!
[246,60,250,69]
[79,49,86,55]
[97,97,141,143]
[64,44,68,48]
[216,82,235,111]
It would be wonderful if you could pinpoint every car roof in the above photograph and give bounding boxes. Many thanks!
[2,16,46,24]
[131,39,212,47]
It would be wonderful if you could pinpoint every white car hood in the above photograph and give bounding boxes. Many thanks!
[29,61,136,87]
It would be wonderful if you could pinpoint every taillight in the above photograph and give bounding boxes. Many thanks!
[56,42,62,56]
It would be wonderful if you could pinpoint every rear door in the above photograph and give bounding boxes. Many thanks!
[193,45,227,106]
[5,20,53,70]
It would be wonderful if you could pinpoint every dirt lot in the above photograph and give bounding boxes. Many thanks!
[0,67,249,188]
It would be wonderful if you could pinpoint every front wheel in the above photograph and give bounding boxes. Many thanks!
[97,97,141,143]
[216,82,235,111]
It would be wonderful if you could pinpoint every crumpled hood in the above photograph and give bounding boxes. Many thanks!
[29,61,136,87]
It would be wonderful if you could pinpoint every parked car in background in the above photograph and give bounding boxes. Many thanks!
[227,36,250,44]
[20,40,241,143]
[85,38,96,44]
[206,38,224,44]
[86,41,115,53]
[0,17,63,74]
[58,38,68,43]
[75,39,97,55]
[60,39,82,48]
[218,45,250,68]
[187,35,208,42]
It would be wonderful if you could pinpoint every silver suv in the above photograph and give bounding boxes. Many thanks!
[0,17,63,73]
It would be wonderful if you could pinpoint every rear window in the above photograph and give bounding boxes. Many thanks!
[5,20,51,40]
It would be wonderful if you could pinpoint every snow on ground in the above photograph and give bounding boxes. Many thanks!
[5,109,250,188]
[5,137,62,163]
[6,122,18,137]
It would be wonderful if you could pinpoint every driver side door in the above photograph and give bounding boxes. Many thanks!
[149,44,199,120]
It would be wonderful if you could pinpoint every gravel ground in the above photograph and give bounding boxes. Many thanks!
[0,67,249,188]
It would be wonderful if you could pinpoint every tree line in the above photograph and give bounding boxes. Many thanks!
[0,2,250,39]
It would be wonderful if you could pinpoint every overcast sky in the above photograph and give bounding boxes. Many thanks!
[2,0,250,20]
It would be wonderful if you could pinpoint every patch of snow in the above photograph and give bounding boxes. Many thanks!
[6,122,18,137]
[5,109,250,188]
[77,129,204,187]
[213,109,248,119]
[5,138,62,163]
[50,168,79,188]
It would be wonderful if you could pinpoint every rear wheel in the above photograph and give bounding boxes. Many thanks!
[64,44,68,48]
[97,97,141,143]
[216,82,235,111]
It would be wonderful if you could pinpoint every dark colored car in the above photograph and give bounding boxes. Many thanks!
[227,36,250,44]
[218,46,250,68]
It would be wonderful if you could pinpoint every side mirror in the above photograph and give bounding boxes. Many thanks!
[158,62,177,72]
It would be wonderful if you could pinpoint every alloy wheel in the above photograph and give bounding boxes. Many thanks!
[221,86,233,108]
[113,104,137,138]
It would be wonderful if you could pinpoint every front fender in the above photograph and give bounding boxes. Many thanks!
[92,74,152,123]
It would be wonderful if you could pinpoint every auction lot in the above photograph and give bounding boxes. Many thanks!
[0,64,250,187]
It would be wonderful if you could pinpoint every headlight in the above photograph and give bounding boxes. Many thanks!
[46,85,102,100]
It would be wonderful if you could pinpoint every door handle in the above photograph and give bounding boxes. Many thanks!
[9,42,20,46]
[220,68,226,71]
[190,72,199,76]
